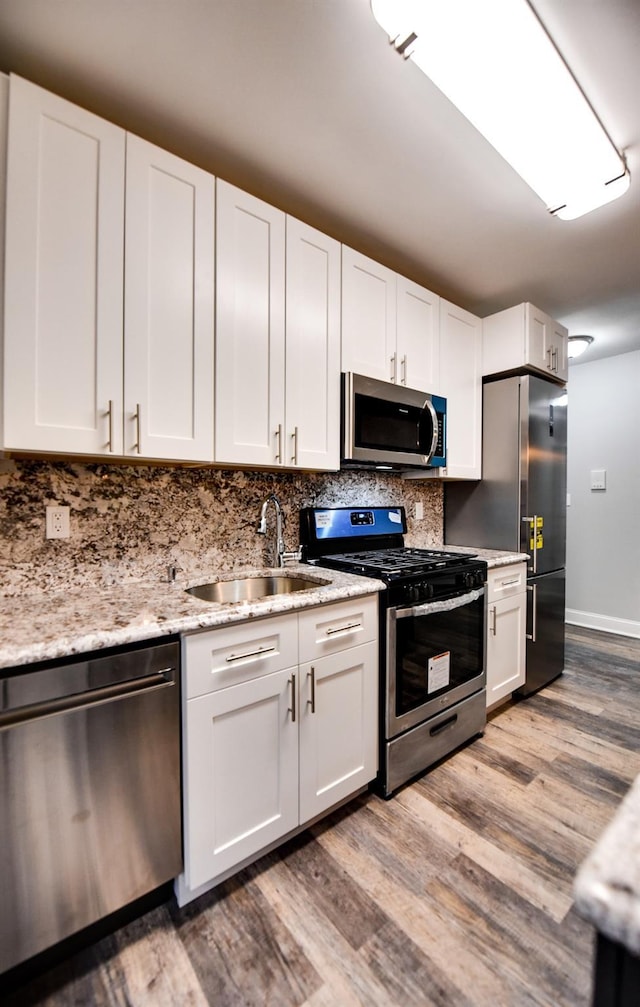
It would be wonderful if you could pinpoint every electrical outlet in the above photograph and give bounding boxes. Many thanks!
[414,501,424,520]
[590,469,607,491]
[46,505,70,539]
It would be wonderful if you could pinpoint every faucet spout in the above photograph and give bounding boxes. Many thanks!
[257,493,286,567]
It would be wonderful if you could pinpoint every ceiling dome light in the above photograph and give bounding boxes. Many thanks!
[568,335,594,359]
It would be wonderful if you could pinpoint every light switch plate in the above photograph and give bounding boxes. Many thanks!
[590,469,606,491]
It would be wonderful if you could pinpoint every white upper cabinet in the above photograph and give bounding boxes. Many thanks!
[4,74,125,454]
[396,275,440,392]
[216,182,340,470]
[342,246,440,392]
[285,217,341,470]
[341,247,396,382]
[124,135,214,461]
[215,180,286,466]
[3,76,215,462]
[432,299,482,480]
[482,301,568,384]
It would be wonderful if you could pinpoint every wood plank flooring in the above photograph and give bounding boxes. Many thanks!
[4,625,640,1007]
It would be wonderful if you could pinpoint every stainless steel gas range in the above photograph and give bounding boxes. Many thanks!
[300,505,487,796]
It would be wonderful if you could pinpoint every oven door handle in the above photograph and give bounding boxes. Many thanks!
[393,587,484,620]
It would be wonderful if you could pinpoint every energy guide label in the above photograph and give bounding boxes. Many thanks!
[428,652,451,693]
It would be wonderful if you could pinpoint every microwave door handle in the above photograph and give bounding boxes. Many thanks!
[395,587,484,620]
[422,397,439,462]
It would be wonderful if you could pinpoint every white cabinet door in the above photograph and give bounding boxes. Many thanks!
[486,593,526,706]
[285,217,341,470]
[396,276,440,392]
[215,180,285,465]
[298,641,378,823]
[524,302,549,374]
[124,135,214,461]
[184,667,298,890]
[549,319,568,383]
[341,246,396,382]
[4,74,125,454]
[437,299,482,479]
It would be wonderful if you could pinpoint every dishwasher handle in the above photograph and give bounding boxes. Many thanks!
[0,668,176,730]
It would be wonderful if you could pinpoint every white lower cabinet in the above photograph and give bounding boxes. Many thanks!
[185,667,299,890]
[178,596,378,904]
[485,563,527,707]
[298,642,377,823]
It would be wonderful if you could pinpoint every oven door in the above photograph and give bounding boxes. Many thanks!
[386,588,485,739]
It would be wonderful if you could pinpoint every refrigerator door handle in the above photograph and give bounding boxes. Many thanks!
[522,515,539,574]
[526,583,537,642]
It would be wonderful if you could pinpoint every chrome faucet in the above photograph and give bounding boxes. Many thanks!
[257,493,300,567]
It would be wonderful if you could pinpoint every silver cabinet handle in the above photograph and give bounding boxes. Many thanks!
[553,346,559,372]
[291,426,298,465]
[132,404,141,453]
[225,644,277,664]
[288,673,296,722]
[105,399,114,452]
[275,424,283,463]
[546,347,553,371]
[491,605,497,636]
[307,666,316,714]
[401,354,407,385]
[325,621,362,637]
[499,578,521,588]
[390,353,397,383]
[526,583,537,641]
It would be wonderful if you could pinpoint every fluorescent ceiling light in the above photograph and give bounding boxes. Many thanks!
[370,0,630,220]
[568,335,594,358]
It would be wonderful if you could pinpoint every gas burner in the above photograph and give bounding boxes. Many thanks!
[324,546,476,580]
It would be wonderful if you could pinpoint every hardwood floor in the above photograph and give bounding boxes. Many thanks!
[4,625,640,1007]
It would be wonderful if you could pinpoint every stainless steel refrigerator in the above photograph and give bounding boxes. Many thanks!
[445,374,567,695]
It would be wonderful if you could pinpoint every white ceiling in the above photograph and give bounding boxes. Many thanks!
[1,0,639,367]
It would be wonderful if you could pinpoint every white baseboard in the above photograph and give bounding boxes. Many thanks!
[566,609,640,639]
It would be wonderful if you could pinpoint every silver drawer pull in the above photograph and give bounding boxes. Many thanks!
[308,666,316,714]
[499,578,521,588]
[325,621,362,637]
[225,644,277,664]
[288,673,296,723]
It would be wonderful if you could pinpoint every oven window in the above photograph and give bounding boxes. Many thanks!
[394,597,484,717]
[354,393,434,455]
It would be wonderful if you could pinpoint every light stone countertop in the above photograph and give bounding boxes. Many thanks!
[446,545,529,568]
[0,566,384,671]
[0,548,525,671]
[574,774,640,955]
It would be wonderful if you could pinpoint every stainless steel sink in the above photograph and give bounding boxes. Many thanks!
[186,574,323,605]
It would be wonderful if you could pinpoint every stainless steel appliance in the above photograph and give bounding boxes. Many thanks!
[300,506,487,796]
[446,374,567,694]
[0,638,182,974]
[341,372,446,470]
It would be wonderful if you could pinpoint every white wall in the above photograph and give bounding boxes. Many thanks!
[566,350,640,637]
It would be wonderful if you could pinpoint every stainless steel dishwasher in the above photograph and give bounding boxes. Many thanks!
[0,637,182,974]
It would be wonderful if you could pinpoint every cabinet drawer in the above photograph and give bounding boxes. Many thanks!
[183,614,298,699]
[298,595,378,662]
[486,563,527,603]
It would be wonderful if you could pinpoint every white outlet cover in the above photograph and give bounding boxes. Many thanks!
[46,505,70,539]
[590,469,607,491]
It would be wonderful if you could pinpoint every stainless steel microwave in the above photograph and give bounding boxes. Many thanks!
[341,372,447,470]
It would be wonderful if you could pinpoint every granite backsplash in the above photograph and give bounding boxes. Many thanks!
[0,459,443,597]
